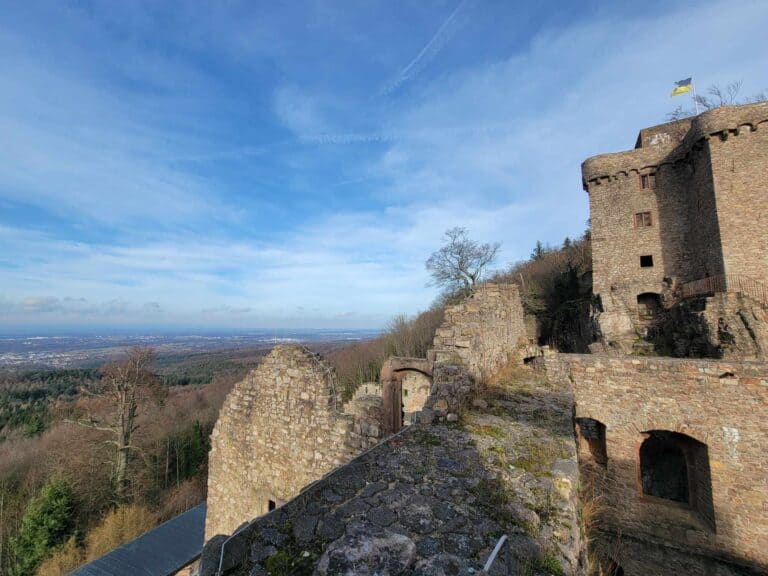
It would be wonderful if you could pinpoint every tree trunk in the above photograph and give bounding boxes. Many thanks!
[114,391,136,501]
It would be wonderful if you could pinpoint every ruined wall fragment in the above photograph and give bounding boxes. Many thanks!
[205,346,386,539]
[431,283,533,381]
[546,353,768,575]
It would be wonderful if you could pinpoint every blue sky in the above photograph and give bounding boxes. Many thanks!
[1,0,767,331]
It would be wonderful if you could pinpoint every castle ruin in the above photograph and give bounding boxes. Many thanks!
[201,104,768,576]
[584,102,768,356]
[205,346,392,539]
[205,283,534,542]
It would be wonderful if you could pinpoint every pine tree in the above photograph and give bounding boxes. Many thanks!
[11,478,76,576]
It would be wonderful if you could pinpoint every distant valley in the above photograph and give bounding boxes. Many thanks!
[0,329,381,369]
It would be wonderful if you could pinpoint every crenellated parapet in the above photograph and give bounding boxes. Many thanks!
[582,101,768,188]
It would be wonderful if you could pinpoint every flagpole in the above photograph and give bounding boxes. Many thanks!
[692,77,700,115]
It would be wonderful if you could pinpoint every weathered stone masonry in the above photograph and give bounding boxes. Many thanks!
[583,102,768,349]
[205,346,388,539]
[431,283,535,381]
[545,353,768,575]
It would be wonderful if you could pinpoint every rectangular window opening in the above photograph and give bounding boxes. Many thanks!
[268,500,276,511]
[640,172,656,189]
[634,211,653,227]
[640,255,654,268]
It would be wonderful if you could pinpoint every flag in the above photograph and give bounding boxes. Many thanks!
[671,77,693,97]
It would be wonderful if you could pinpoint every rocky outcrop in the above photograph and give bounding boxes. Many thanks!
[650,293,768,359]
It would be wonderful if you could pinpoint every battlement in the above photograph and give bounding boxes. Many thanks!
[582,101,768,187]
[583,101,768,353]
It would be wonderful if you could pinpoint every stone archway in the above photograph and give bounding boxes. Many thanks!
[638,430,715,529]
[399,370,432,424]
[380,357,434,429]
[636,292,662,321]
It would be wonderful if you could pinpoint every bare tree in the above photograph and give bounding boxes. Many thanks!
[426,227,500,296]
[67,347,165,500]
[667,81,766,120]
[695,81,742,110]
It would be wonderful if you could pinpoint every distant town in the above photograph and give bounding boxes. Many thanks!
[0,330,380,368]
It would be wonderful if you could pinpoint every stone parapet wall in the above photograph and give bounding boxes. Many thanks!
[545,353,768,574]
[205,346,386,540]
[431,283,532,381]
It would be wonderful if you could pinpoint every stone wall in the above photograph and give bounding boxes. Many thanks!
[709,118,768,286]
[545,353,768,575]
[431,283,532,381]
[583,102,768,349]
[199,363,583,576]
[205,346,388,540]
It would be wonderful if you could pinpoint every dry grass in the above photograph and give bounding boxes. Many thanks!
[34,504,156,576]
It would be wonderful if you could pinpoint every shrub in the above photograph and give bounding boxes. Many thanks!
[83,504,155,561]
[34,536,83,576]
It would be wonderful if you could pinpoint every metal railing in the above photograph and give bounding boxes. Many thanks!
[680,274,768,308]
[480,534,511,575]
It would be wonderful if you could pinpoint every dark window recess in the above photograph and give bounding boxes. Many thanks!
[576,418,608,466]
[639,431,716,529]
[268,500,276,511]
[640,255,654,268]
[640,433,689,503]
[634,211,653,227]
[640,172,656,189]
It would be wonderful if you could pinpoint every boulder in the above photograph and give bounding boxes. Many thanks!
[314,523,416,575]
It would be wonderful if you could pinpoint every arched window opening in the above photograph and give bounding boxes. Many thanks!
[639,431,716,529]
[576,417,608,466]
[637,292,662,320]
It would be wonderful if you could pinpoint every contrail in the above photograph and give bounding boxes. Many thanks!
[380,0,469,96]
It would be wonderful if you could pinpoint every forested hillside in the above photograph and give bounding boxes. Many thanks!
[0,231,592,575]
[0,350,264,576]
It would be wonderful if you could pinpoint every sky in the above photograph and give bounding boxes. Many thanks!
[1,0,767,332]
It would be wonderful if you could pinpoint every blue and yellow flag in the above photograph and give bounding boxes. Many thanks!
[671,77,693,97]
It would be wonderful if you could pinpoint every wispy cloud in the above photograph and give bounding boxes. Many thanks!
[380,0,471,95]
[1,0,767,330]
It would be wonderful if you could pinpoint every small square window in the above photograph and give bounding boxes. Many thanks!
[640,173,656,189]
[640,255,654,268]
[634,212,653,227]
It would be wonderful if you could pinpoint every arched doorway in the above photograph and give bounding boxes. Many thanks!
[399,370,432,424]
[636,292,662,321]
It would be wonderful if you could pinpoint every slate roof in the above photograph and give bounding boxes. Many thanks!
[69,502,206,576]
